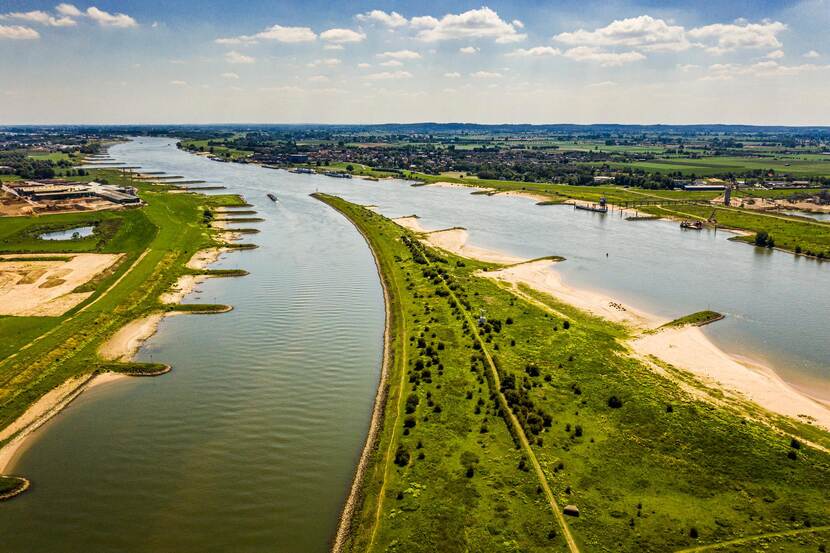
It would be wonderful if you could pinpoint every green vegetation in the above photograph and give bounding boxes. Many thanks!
[663,311,724,328]
[317,194,830,553]
[0,172,246,446]
[647,205,830,257]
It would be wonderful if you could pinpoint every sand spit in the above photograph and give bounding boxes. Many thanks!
[393,216,523,265]
[482,259,664,329]
[631,327,830,430]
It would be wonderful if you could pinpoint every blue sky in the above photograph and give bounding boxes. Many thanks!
[1,1,828,124]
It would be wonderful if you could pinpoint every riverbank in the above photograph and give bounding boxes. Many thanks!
[0,175,249,494]
[0,244,232,477]
[316,194,830,552]
[316,196,395,553]
[392,216,830,432]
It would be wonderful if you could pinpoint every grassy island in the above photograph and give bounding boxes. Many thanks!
[315,194,830,553]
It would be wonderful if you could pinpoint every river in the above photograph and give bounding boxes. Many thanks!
[1,137,827,552]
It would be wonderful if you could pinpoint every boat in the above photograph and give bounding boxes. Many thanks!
[680,220,704,230]
[574,196,608,213]
[324,172,353,179]
[289,168,315,174]
[267,193,278,202]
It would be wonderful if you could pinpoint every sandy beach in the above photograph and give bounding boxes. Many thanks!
[631,327,830,430]
[496,190,554,203]
[482,259,665,328]
[425,181,488,192]
[392,217,830,431]
[393,216,524,265]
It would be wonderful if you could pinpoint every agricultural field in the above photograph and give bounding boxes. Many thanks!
[318,194,830,553]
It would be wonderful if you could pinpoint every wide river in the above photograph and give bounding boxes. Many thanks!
[1,137,828,551]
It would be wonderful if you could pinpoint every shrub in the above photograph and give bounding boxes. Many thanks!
[563,320,571,329]
[689,528,699,539]
[394,446,410,467]
[608,396,623,408]
[403,415,416,428]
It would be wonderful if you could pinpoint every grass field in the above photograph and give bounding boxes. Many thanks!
[0,172,245,440]
[318,194,830,553]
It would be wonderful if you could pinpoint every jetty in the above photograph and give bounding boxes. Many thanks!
[574,197,608,213]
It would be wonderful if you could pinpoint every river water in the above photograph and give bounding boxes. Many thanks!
[2,137,828,552]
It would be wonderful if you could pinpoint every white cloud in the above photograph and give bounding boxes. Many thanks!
[563,46,646,66]
[217,24,316,45]
[356,10,407,28]
[471,70,503,78]
[554,16,789,57]
[364,70,413,80]
[766,49,785,59]
[0,24,39,39]
[444,71,461,78]
[555,15,689,52]
[307,58,341,67]
[677,63,701,71]
[221,72,240,79]
[459,46,479,54]
[377,49,421,60]
[308,75,330,82]
[1,10,76,27]
[411,7,526,43]
[804,50,820,58]
[225,50,255,64]
[320,28,366,43]
[357,62,371,68]
[324,44,344,50]
[56,3,82,17]
[588,81,617,88]
[380,59,403,67]
[508,46,561,57]
[688,20,787,54]
[86,7,137,28]
[170,80,187,86]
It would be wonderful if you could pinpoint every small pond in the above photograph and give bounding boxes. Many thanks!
[39,226,95,241]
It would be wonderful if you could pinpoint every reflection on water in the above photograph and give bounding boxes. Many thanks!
[39,225,94,240]
[2,137,827,552]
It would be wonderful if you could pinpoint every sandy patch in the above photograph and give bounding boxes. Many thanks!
[426,228,525,265]
[426,181,487,192]
[98,314,165,362]
[393,216,426,233]
[497,190,553,203]
[482,260,664,328]
[0,253,122,316]
[631,327,830,430]
[394,216,523,265]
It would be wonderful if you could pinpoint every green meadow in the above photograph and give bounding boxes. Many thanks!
[317,194,830,553]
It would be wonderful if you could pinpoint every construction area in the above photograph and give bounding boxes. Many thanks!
[0,179,140,217]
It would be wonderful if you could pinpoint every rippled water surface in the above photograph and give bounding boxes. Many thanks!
[2,137,828,552]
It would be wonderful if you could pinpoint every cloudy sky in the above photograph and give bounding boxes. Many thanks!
[1,0,828,125]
